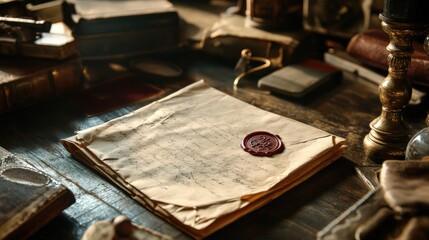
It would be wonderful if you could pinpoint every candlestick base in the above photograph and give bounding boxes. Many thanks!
[364,126,409,162]
[363,15,428,163]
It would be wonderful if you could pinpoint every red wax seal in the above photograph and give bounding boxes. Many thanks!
[241,131,285,157]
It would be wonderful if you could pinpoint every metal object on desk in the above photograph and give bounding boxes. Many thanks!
[317,187,385,240]
[0,16,51,42]
[405,127,429,160]
[0,16,51,31]
[0,16,76,59]
[233,49,271,90]
[355,166,381,191]
[363,12,429,162]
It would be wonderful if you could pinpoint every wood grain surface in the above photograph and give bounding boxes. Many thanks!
[0,2,427,239]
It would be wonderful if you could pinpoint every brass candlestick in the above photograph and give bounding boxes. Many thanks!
[363,15,428,162]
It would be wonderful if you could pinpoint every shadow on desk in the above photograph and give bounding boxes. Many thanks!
[207,159,367,240]
[1,49,424,240]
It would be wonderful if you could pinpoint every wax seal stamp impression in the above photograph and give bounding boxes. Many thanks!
[241,131,284,156]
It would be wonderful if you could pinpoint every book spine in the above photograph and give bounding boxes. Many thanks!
[74,11,179,36]
[0,57,82,114]
[346,29,429,88]
[75,27,180,59]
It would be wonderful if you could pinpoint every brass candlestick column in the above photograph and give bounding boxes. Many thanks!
[363,14,428,162]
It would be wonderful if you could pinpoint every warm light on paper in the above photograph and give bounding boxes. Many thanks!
[63,80,345,235]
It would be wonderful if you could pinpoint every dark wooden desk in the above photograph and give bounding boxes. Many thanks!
[1,2,428,238]
[1,49,426,240]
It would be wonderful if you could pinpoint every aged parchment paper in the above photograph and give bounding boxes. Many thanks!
[63,80,345,236]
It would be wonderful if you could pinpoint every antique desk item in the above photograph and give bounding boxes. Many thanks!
[303,0,372,38]
[203,13,317,67]
[65,0,180,60]
[0,146,75,240]
[347,29,429,89]
[0,16,77,60]
[0,1,425,239]
[233,48,271,88]
[363,0,429,162]
[317,187,384,240]
[244,0,302,30]
[406,126,429,161]
[319,159,429,240]
[62,80,345,239]
[323,48,426,106]
[241,131,285,157]
[257,59,342,98]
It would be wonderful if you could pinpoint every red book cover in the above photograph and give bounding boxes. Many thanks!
[346,29,429,89]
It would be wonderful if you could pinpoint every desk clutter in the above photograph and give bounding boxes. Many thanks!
[63,0,181,60]
[0,146,75,240]
[1,0,428,114]
[0,0,182,114]
[319,159,429,240]
[1,0,429,239]
[0,16,82,114]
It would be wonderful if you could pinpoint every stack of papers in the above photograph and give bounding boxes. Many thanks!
[62,80,345,239]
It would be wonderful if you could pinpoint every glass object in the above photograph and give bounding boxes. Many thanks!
[405,127,429,160]
[303,0,372,38]
[245,0,302,30]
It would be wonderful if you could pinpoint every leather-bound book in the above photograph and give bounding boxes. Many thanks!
[0,56,82,114]
[63,0,180,60]
[0,146,75,240]
[346,29,429,89]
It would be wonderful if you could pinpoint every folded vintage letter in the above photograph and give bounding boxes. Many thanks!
[62,80,345,239]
